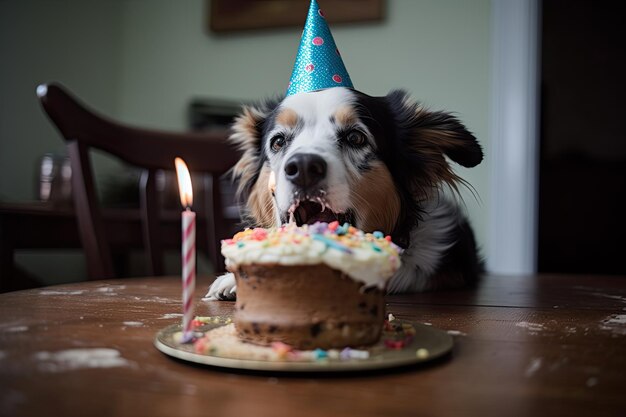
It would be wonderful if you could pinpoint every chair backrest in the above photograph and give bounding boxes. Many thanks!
[37,82,241,280]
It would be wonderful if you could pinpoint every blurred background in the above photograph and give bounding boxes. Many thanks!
[0,0,624,287]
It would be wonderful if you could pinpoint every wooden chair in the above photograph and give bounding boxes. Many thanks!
[37,82,241,280]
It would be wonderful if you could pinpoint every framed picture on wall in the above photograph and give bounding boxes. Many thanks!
[209,0,385,33]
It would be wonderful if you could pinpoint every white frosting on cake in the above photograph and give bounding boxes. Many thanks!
[221,222,402,289]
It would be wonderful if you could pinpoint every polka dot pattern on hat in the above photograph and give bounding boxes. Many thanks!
[286,0,353,96]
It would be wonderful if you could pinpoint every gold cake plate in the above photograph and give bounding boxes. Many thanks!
[154,317,453,373]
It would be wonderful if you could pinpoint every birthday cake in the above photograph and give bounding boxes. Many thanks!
[221,221,402,349]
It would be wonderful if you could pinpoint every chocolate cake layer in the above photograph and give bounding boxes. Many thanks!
[233,264,385,349]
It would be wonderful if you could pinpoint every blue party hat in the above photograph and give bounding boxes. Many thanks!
[286,0,354,96]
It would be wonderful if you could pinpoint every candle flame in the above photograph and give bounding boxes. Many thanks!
[174,157,193,208]
[268,170,276,194]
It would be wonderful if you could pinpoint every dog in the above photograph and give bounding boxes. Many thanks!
[205,87,483,300]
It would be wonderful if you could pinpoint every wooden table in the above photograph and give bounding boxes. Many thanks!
[1,274,624,417]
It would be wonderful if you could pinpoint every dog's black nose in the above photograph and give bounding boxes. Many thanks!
[284,153,327,189]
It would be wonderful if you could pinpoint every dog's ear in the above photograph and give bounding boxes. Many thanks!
[229,99,279,200]
[229,98,280,228]
[386,90,483,194]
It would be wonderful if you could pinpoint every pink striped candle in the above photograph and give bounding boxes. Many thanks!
[174,157,196,341]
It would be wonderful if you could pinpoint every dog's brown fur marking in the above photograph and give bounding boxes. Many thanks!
[349,162,401,234]
[275,108,299,128]
[247,165,277,228]
[333,106,358,127]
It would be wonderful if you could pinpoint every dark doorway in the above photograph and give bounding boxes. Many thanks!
[538,1,626,274]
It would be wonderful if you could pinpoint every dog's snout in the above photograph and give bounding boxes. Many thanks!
[284,153,327,189]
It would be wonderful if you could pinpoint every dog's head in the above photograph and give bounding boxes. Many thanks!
[230,87,482,241]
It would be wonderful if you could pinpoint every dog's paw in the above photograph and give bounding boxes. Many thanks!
[203,273,237,301]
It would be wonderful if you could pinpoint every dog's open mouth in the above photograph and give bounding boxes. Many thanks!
[288,199,353,226]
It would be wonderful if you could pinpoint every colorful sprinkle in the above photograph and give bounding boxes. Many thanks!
[348,349,370,359]
[194,336,209,353]
[340,347,352,360]
[416,348,429,359]
[271,342,292,359]
[252,228,268,240]
[313,348,328,359]
[312,234,353,254]
[308,222,328,234]
[338,347,370,360]
[180,332,196,344]
[384,339,406,349]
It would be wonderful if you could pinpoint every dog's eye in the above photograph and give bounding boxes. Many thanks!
[346,131,367,147]
[270,134,286,153]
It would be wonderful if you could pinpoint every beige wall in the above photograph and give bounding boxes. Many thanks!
[0,0,124,202]
[0,0,491,280]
